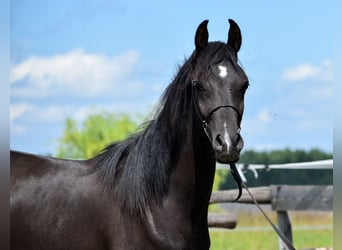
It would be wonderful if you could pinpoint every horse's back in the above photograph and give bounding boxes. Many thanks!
[11,150,86,184]
[12,151,60,183]
[10,151,114,250]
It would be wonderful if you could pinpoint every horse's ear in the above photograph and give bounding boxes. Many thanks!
[195,20,209,51]
[227,19,242,53]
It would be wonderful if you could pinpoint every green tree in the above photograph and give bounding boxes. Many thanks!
[212,169,229,191]
[239,147,331,165]
[56,111,141,159]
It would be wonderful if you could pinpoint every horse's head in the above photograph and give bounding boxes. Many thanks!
[190,19,248,163]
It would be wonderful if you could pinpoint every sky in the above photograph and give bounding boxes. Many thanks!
[10,0,338,155]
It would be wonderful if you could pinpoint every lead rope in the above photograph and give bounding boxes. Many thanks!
[230,163,296,250]
[229,163,243,201]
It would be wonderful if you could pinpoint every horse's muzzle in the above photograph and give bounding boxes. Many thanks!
[213,132,244,163]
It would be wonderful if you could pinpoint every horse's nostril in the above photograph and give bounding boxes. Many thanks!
[215,134,228,152]
[216,134,224,146]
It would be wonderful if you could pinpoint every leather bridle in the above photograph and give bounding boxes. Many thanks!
[191,80,295,250]
[191,80,242,140]
[191,79,243,201]
[191,80,296,249]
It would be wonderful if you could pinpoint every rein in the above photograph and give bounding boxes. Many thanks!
[230,163,297,250]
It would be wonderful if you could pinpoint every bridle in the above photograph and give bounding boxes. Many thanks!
[191,79,296,249]
[191,81,296,250]
[191,80,242,139]
[191,79,243,201]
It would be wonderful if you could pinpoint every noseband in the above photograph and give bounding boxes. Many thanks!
[191,80,242,141]
[191,79,243,200]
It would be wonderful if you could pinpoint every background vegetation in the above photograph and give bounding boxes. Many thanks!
[55,111,141,159]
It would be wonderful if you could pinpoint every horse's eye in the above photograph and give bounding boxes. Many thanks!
[194,82,205,93]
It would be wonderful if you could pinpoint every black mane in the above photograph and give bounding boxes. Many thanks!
[91,42,233,214]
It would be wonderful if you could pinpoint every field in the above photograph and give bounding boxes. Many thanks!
[209,210,333,250]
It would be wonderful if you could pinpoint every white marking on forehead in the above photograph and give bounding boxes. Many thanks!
[218,65,228,78]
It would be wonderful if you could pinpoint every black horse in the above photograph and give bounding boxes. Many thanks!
[11,19,249,250]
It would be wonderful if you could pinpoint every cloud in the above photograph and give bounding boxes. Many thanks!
[282,60,332,82]
[243,108,275,137]
[256,109,272,124]
[10,49,164,138]
[10,103,34,135]
[10,49,141,98]
[249,108,275,126]
[10,103,33,123]
[277,59,333,123]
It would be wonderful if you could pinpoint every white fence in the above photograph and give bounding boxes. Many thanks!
[209,159,333,250]
[216,159,333,182]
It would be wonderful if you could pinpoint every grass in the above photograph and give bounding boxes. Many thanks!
[209,211,333,250]
[210,229,332,250]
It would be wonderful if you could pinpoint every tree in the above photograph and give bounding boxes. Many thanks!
[239,148,332,165]
[212,169,229,191]
[56,111,141,159]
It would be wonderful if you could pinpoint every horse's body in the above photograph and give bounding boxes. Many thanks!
[11,19,248,250]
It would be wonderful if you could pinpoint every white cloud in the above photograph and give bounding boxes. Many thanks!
[256,109,272,124]
[282,60,332,82]
[243,108,275,136]
[10,49,141,98]
[10,103,33,123]
[10,103,34,135]
[282,64,319,81]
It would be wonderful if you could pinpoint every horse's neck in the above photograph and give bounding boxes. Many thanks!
[192,125,216,214]
[138,117,215,248]
[166,122,216,217]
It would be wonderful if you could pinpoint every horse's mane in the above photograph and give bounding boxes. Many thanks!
[91,42,232,214]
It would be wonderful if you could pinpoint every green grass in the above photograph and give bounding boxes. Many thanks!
[209,211,333,250]
[210,229,332,250]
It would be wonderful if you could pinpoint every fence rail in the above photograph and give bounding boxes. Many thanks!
[207,213,237,229]
[210,185,333,211]
[209,159,333,250]
[216,159,333,182]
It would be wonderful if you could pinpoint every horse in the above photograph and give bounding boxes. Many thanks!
[10,19,249,250]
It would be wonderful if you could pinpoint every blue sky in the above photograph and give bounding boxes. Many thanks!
[10,0,338,155]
